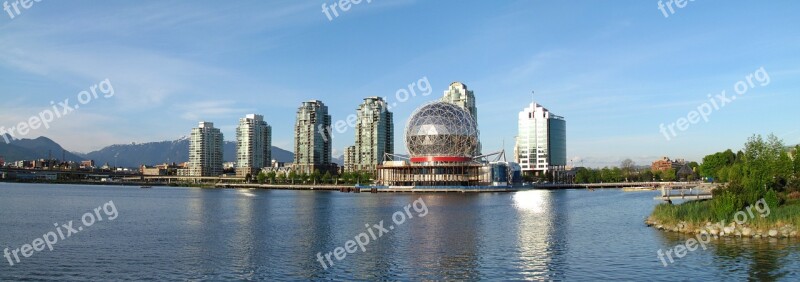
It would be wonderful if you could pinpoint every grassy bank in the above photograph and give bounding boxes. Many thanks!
[650,198,800,231]
[648,134,800,236]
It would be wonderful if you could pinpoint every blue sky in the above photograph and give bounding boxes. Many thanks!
[0,0,798,167]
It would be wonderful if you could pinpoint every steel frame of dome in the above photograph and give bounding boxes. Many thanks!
[404,101,479,163]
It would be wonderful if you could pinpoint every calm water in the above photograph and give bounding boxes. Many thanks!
[1,183,799,281]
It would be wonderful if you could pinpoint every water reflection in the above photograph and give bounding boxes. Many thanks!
[715,237,791,281]
[416,195,481,280]
[655,220,797,281]
[3,184,800,281]
[231,189,257,279]
[512,190,568,280]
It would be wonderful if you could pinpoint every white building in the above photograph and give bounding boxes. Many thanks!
[515,102,566,176]
[236,114,272,177]
[188,122,224,177]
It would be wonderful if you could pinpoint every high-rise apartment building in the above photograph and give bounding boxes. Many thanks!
[442,82,480,155]
[344,145,356,172]
[188,122,224,177]
[352,97,393,172]
[236,114,272,177]
[294,100,332,174]
[515,102,566,176]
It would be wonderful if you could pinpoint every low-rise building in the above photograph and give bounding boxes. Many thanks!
[81,160,95,169]
[651,157,685,172]
[140,165,167,176]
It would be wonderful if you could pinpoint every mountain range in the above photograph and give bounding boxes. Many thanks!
[0,135,84,163]
[0,135,332,168]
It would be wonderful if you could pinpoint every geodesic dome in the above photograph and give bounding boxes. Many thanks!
[405,102,479,159]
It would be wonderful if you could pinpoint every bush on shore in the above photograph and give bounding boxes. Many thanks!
[650,134,800,227]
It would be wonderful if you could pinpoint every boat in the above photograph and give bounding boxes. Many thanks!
[622,186,655,192]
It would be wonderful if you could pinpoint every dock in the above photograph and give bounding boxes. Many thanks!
[654,183,716,203]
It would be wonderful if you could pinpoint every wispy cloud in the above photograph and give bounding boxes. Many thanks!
[178,100,254,121]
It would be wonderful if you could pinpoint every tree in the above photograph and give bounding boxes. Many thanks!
[266,171,276,184]
[523,174,535,183]
[611,167,623,182]
[776,152,793,180]
[311,170,321,185]
[700,149,736,179]
[662,168,677,182]
[620,159,636,181]
[322,172,332,184]
[257,172,267,184]
[245,173,253,183]
[794,145,800,175]
[641,170,655,182]
[288,171,297,184]
[575,168,591,184]
[277,172,286,184]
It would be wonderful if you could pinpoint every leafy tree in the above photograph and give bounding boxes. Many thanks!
[266,171,277,184]
[794,145,800,175]
[575,168,591,184]
[700,149,736,179]
[277,172,286,184]
[311,169,321,185]
[353,171,373,184]
[322,172,332,184]
[612,167,623,182]
[599,167,610,182]
[300,172,309,184]
[257,172,267,184]
[620,159,636,181]
[662,168,677,182]
[776,152,793,182]
[736,150,745,163]
[641,170,655,182]
[288,171,297,184]
[523,174,535,183]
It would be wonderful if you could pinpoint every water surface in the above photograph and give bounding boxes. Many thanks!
[0,183,797,281]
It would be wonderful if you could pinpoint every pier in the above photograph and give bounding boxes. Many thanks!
[654,183,716,203]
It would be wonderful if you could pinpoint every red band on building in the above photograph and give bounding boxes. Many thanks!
[410,156,472,163]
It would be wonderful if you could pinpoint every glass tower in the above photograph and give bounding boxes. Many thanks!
[515,102,566,176]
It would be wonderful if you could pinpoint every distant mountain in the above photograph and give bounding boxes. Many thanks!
[0,136,83,162]
[0,134,295,168]
[83,138,295,167]
[332,155,344,166]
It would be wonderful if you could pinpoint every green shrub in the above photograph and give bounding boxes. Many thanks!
[711,190,742,221]
[764,189,780,210]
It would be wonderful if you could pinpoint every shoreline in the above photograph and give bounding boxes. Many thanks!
[645,217,799,239]
[0,179,652,193]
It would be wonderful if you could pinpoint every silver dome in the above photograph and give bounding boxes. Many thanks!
[405,102,479,158]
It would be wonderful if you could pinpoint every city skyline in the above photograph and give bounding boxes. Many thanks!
[2,1,799,168]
